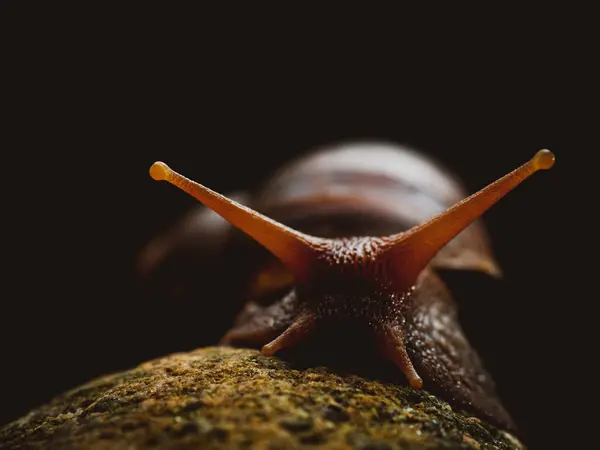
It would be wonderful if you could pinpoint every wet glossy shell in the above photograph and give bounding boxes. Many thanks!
[254,142,501,277]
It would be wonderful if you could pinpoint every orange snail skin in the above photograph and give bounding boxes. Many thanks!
[148,148,555,431]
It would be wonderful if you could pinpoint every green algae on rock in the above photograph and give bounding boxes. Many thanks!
[0,347,524,449]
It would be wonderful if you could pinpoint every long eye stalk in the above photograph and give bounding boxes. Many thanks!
[382,149,555,287]
[149,162,322,279]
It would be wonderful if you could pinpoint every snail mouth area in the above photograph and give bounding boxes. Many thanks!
[271,324,404,381]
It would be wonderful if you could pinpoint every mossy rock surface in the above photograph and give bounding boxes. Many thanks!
[0,347,523,450]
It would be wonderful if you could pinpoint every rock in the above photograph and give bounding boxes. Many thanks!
[0,347,524,449]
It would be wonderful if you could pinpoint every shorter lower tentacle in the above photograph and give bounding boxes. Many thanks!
[220,290,299,346]
[261,309,316,356]
[377,322,423,389]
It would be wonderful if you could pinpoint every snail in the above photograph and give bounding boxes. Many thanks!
[140,142,555,431]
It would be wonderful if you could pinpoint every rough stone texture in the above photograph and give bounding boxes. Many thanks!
[0,347,524,450]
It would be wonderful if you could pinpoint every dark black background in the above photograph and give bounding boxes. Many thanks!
[1,3,590,449]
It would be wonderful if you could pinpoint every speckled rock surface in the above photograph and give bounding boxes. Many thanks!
[0,347,523,450]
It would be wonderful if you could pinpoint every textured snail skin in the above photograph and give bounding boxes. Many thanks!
[141,143,555,433]
[220,236,514,430]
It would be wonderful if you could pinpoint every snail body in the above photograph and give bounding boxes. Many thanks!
[140,142,555,431]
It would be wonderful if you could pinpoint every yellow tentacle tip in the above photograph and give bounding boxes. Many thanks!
[261,344,277,357]
[149,161,171,181]
[532,149,555,170]
[409,376,424,390]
